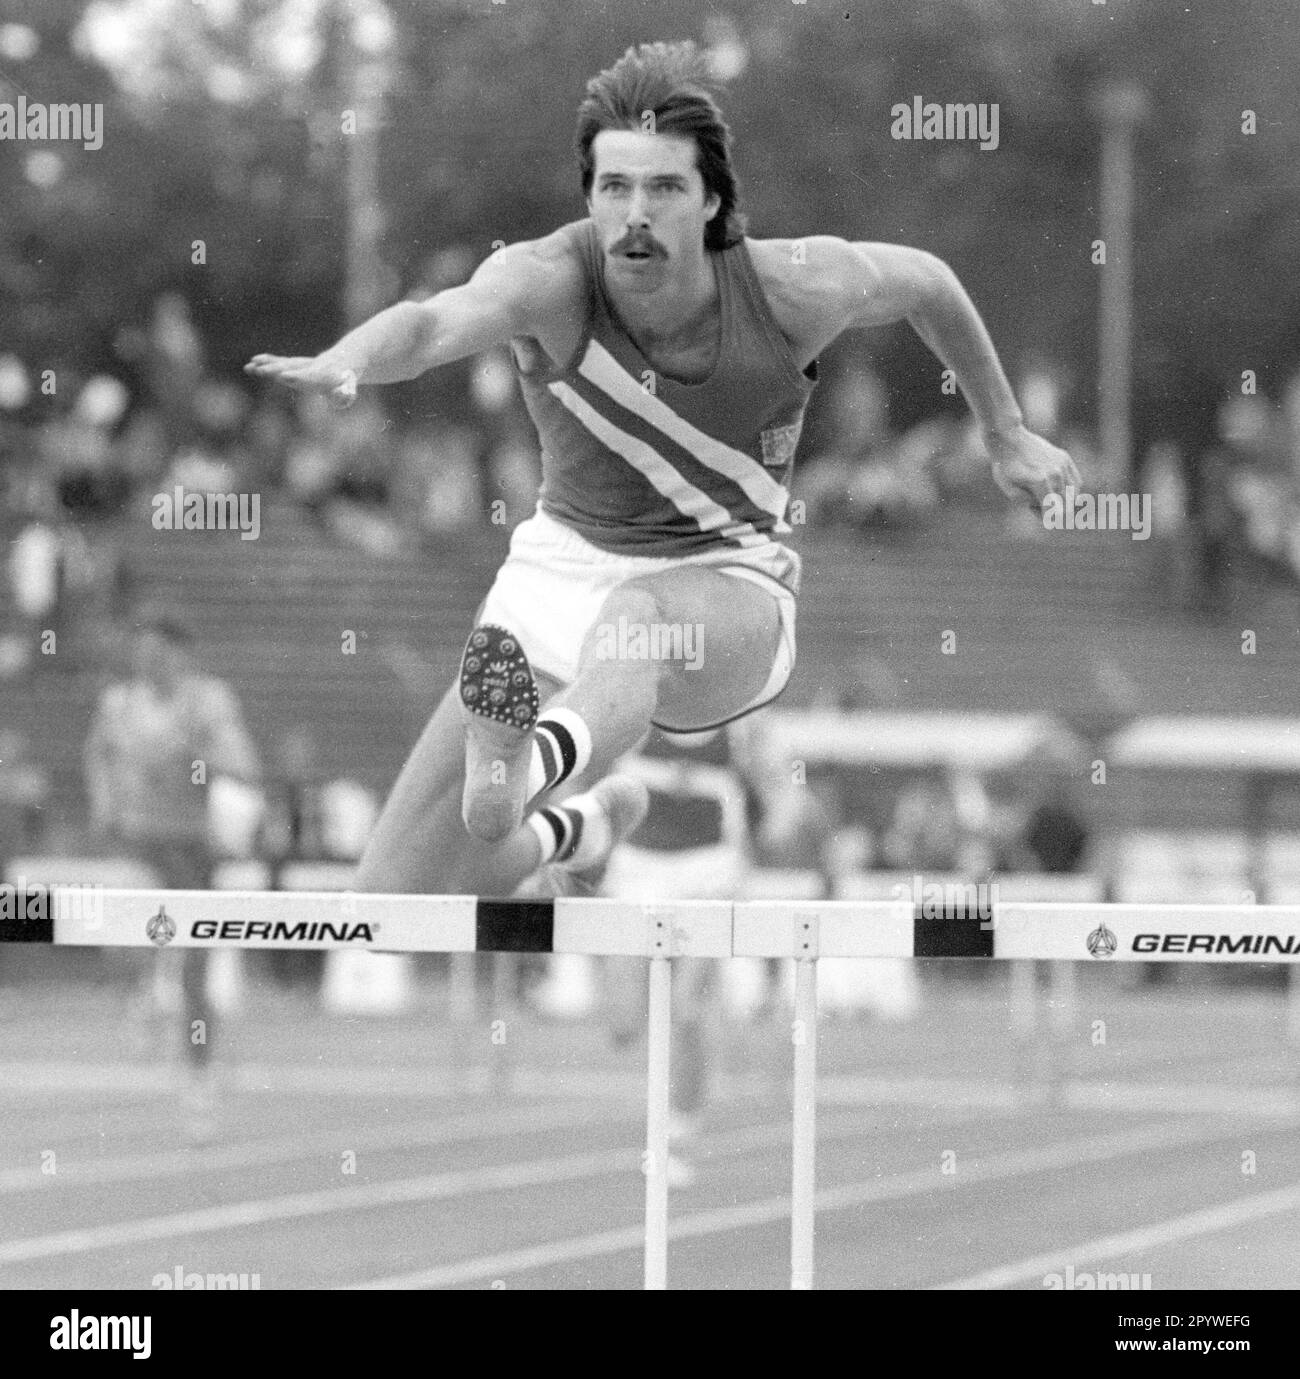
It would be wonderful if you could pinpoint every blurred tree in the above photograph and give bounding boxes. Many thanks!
[0,0,1295,449]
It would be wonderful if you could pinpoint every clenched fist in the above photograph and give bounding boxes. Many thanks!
[985,424,1081,507]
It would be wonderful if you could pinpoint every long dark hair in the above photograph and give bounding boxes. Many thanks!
[575,41,747,251]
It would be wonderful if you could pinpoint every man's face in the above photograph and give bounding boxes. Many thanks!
[587,129,721,290]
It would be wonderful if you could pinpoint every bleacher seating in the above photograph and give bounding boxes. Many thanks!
[9,503,1300,840]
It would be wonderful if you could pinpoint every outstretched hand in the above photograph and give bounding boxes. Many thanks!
[244,354,358,409]
[985,424,1080,507]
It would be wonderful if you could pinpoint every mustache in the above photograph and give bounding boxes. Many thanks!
[611,233,665,257]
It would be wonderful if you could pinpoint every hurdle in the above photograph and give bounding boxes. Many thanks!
[4,887,1300,1290]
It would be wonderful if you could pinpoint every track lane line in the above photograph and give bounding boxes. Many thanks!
[348,1115,1288,1289]
[934,1180,1300,1290]
[0,1101,635,1196]
[0,1108,915,1268]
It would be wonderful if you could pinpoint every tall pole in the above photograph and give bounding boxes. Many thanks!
[1092,82,1149,484]
[342,0,391,328]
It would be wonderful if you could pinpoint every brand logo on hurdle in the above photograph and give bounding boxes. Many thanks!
[1132,931,1299,955]
[188,919,375,943]
[146,906,176,947]
[1086,923,1118,958]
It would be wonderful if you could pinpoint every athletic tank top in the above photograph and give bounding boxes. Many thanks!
[515,220,818,561]
[623,727,747,852]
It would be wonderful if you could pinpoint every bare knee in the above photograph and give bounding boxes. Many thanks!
[578,582,673,683]
[594,580,664,633]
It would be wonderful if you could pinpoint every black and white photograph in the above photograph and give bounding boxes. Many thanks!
[1,0,1298,1322]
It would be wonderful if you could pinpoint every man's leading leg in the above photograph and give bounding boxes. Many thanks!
[356,670,562,895]
[460,566,782,842]
[355,671,645,895]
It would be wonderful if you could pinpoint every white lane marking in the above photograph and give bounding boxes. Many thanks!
[0,1061,647,1101]
[0,1063,173,1095]
[349,1116,1283,1289]
[1061,1081,1298,1118]
[0,1109,899,1267]
[936,1180,1300,1290]
[0,1102,631,1196]
[0,1147,641,1267]
[818,1075,1299,1119]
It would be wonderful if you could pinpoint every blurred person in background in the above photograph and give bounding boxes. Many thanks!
[6,481,95,674]
[138,291,205,453]
[83,609,261,1136]
[591,720,768,1188]
[0,729,51,868]
[258,727,328,998]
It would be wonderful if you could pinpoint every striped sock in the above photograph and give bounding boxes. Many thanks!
[526,708,593,802]
[528,797,612,869]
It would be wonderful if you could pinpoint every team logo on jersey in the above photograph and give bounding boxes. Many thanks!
[1086,923,1117,958]
[760,422,802,469]
[146,906,176,947]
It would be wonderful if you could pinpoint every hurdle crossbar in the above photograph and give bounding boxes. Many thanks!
[8,890,1300,963]
[5,889,1300,1291]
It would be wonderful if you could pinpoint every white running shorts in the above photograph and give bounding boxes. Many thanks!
[478,505,798,733]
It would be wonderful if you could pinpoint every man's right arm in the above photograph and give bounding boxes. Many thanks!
[244,234,577,401]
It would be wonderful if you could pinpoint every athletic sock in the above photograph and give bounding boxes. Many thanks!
[525,707,593,802]
[527,794,612,869]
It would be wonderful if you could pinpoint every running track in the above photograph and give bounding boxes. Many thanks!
[2,972,1297,1290]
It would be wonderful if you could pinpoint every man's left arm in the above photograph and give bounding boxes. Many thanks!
[804,238,1080,505]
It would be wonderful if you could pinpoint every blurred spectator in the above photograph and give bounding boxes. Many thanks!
[319,779,380,860]
[797,360,889,527]
[0,353,31,410]
[880,770,964,871]
[110,404,170,496]
[1141,439,1191,609]
[256,726,379,866]
[284,393,343,512]
[40,375,133,519]
[83,608,261,1131]
[258,728,330,994]
[259,726,327,866]
[1190,445,1235,616]
[1022,791,1090,875]
[397,420,483,536]
[1017,352,1067,442]
[141,292,205,450]
[6,483,95,673]
[0,729,51,865]
[485,417,543,525]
